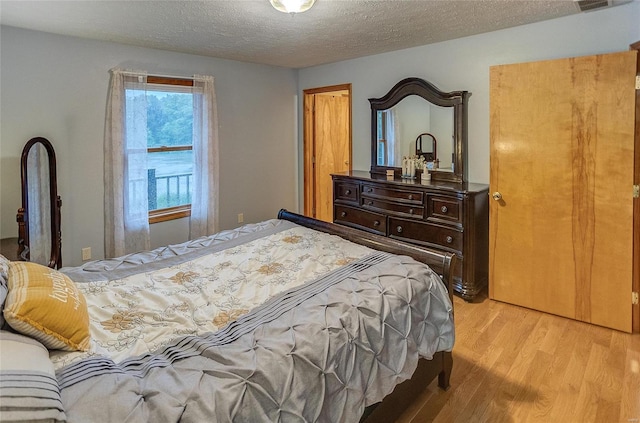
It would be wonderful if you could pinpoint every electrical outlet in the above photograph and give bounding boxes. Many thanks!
[82,247,91,261]
[237,213,244,223]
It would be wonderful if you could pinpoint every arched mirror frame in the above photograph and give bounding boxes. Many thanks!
[16,137,62,269]
[369,77,469,183]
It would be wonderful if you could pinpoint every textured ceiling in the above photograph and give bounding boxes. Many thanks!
[0,1,591,68]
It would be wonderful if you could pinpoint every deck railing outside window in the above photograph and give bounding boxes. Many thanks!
[147,168,192,211]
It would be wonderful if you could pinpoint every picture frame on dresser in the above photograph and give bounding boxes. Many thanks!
[332,77,489,301]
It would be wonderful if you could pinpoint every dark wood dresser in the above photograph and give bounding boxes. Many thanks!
[332,170,489,300]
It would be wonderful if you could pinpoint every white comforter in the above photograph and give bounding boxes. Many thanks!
[53,220,371,368]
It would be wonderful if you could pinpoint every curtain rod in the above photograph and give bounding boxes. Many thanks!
[116,69,191,80]
[147,73,194,81]
[113,68,211,81]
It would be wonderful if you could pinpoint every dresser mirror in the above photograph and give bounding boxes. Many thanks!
[369,77,469,183]
[16,137,62,268]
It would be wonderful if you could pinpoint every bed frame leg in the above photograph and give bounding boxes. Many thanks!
[438,351,453,391]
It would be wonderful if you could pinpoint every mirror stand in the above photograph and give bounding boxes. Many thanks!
[17,137,62,269]
[415,133,437,163]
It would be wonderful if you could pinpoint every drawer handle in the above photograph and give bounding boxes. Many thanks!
[373,220,380,227]
[345,189,351,195]
[446,236,453,244]
[441,206,448,213]
[340,211,347,218]
[368,188,373,193]
[367,201,373,206]
[408,194,413,200]
[396,226,403,234]
[409,208,414,215]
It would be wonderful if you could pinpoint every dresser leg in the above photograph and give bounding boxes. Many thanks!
[453,277,486,302]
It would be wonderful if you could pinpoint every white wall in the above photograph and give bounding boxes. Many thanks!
[0,26,298,266]
[297,2,640,188]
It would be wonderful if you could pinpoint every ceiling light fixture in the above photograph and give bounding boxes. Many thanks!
[270,0,316,14]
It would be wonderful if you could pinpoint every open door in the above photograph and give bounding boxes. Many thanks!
[303,84,351,222]
[489,51,637,333]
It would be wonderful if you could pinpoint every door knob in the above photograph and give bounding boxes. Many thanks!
[492,192,502,201]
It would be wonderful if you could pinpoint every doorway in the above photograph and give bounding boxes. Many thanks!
[303,84,352,222]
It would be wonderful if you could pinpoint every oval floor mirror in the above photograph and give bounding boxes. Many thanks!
[16,137,62,268]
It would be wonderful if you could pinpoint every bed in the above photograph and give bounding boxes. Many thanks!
[0,210,455,423]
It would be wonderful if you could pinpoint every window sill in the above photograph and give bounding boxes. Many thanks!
[149,205,191,224]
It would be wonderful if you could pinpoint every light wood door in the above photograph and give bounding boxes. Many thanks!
[489,51,637,332]
[303,87,351,222]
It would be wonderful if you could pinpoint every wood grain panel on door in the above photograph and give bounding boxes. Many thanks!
[490,51,636,332]
[314,94,350,222]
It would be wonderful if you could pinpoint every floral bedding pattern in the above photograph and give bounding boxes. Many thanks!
[51,222,372,368]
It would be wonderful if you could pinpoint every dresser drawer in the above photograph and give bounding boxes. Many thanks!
[362,197,424,219]
[427,196,462,225]
[361,184,423,204]
[388,217,463,253]
[334,181,358,203]
[334,205,386,235]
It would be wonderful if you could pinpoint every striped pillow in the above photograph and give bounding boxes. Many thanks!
[0,330,67,422]
[4,262,90,352]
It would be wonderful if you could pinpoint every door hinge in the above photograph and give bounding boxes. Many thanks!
[636,75,640,90]
[634,184,639,198]
[633,291,639,305]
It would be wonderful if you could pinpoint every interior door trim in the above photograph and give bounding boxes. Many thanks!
[302,84,352,218]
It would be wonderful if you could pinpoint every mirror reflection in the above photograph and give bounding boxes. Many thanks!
[375,96,454,171]
[26,144,52,264]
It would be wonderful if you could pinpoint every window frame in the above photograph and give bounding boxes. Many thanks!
[145,76,195,224]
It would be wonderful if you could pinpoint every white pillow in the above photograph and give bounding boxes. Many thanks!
[0,330,67,422]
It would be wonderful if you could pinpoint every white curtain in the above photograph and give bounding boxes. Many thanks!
[26,144,51,264]
[189,75,219,239]
[104,69,150,258]
[386,109,401,166]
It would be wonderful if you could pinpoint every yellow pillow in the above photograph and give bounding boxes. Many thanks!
[4,262,90,351]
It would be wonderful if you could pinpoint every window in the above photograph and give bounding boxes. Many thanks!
[106,69,218,257]
[126,76,195,223]
[377,110,388,166]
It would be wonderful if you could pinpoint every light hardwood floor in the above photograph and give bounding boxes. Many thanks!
[397,294,640,423]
